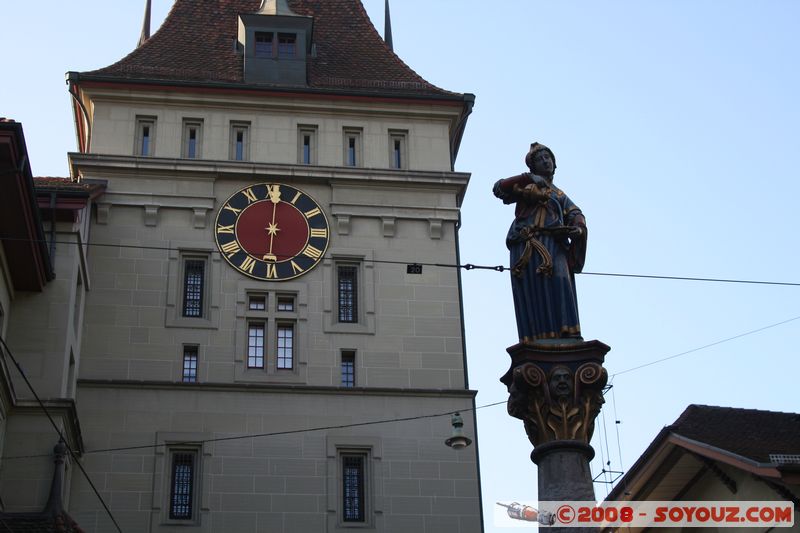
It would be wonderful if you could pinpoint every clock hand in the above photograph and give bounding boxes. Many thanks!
[263,190,281,262]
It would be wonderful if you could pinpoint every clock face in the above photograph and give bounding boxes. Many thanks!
[214,183,330,281]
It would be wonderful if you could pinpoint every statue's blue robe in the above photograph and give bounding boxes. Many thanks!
[494,174,586,342]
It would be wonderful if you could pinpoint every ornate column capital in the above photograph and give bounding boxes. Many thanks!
[501,340,610,453]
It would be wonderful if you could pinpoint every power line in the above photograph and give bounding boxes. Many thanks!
[0,336,123,533]
[612,315,800,377]
[2,236,799,287]
[6,312,796,462]
[580,271,800,287]
[0,399,506,461]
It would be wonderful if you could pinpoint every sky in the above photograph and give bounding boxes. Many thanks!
[2,1,800,531]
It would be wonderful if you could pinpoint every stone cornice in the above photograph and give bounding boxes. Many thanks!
[68,152,470,187]
[78,379,477,399]
[12,399,85,454]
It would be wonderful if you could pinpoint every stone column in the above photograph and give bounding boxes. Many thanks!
[501,340,610,531]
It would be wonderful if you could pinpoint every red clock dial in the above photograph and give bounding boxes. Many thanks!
[214,183,330,281]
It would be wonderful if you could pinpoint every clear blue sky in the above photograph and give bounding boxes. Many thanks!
[2,1,799,530]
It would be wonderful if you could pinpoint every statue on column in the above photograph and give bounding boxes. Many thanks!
[493,142,587,343]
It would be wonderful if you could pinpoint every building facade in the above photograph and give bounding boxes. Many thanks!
[0,1,481,532]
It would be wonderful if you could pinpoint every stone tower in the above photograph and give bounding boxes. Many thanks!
[1,1,482,531]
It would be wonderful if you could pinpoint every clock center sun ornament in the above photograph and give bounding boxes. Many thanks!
[215,183,330,281]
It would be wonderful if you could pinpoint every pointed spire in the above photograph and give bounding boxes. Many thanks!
[384,0,394,51]
[257,0,300,16]
[137,0,152,48]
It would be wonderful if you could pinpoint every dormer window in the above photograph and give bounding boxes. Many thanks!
[238,10,313,86]
[255,32,273,57]
[278,33,296,58]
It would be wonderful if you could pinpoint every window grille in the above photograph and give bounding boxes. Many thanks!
[182,260,205,317]
[169,452,195,520]
[342,455,365,522]
[338,266,358,323]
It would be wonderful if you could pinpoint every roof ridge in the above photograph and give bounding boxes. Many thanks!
[79,0,463,98]
[683,403,800,417]
[347,0,456,96]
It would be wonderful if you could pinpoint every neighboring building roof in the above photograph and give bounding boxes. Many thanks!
[0,120,54,290]
[34,177,106,195]
[0,512,85,533]
[606,404,800,502]
[82,0,459,98]
[669,404,800,464]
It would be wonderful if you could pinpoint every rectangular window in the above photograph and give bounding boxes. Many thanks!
[277,324,294,369]
[278,33,296,58]
[297,126,317,165]
[169,451,196,520]
[248,323,265,368]
[341,351,355,388]
[249,295,266,311]
[389,131,407,169]
[255,31,273,57]
[182,260,205,318]
[342,454,366,522]
[135,116,157,156]
[182,119,203,159]
[182,346,198,383]
[337,265,358,323]
[277,296,294,312]
[230,122,250,161]
[343,129,362,167]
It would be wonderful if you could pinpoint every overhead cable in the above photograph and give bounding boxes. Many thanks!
[0,336,123,533]
[1,236,798,287]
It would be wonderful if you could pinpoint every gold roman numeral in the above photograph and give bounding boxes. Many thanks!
[216,224,235,234]
[223,204,242,215]
[302,245,322,260]
[220,240,240,257]
[240,256,257,274]
[290,260,304,274]
[242,188,258,203]
[291,191,302,205]
[266,263,278,279]
[309,228,328,239]
[304,207,321,219]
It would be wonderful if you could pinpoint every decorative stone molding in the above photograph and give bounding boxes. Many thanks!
[192,208,208,229]
[144,205,159,227]
[382,217,396,237]
[428,218,443,239]
[336,214,351,235]
[96,203,110,225]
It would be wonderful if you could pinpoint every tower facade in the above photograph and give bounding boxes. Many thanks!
[59,1,478,531]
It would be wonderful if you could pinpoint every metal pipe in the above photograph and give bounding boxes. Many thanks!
[49,192,57,266]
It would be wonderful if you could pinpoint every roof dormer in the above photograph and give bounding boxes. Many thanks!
[238,0,313,86]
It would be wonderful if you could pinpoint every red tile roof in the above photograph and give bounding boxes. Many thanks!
[670,404,800,464]
[85,0,459,98]
[34,177,107,197]
[0,512,85,533]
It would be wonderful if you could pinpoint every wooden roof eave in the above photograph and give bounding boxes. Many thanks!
[0,123,54,290]
[67,71,470,107]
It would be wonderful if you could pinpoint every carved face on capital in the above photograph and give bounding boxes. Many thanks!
[549,366,573,400]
